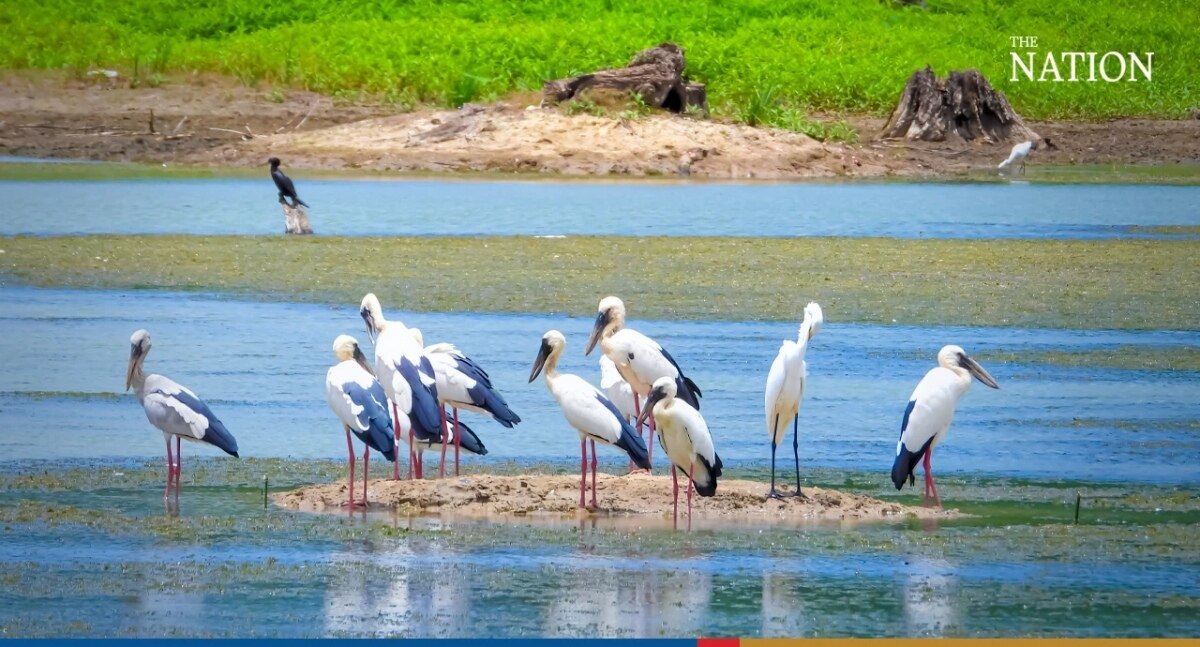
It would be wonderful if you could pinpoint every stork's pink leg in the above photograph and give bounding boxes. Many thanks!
[687,462,695,531]
[344,429,356,509]
[671,466,679,530]
[630,397,642,472]
[390,402,404,481]
[922,451,934,508]
[163,435,173,500]
[590,439,598,509]
[175,436,182,495]
[362,448,370,508]
[453,408,461,477]
[925,449,941,508]
[439,406,448,479]
[579,436,587,509]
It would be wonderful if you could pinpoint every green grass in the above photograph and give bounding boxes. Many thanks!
[0,0,1196,128]
[1,234,1196,330]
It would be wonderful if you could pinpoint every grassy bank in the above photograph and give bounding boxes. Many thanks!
[1,235,1195,330]
[1,0,1196,125]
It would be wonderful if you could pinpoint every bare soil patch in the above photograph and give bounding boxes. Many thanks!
[2,72,1197,179]
[272,472,959,525]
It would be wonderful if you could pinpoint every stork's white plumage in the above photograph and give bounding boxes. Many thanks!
[599,355,640,423]
[359,293,446,480]
[410,327,519,477]
[639,377,722,529]
[764,302,823,498]
[529,330,650,508]
[998,139,1053,175]
[891,345,999,508]
[326,335,397,508]
[585,296,702,469]
[125,329,239,502]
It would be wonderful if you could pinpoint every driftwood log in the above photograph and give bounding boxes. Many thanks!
[281,203,313,235]
[543,43,707,113]
[879,66,1037,144]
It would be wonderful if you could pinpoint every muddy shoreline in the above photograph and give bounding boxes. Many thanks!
[273,472,959,525]
[2,73,1197,180]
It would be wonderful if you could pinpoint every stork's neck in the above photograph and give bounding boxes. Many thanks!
[129,362,148,395]
[543,346,562,380]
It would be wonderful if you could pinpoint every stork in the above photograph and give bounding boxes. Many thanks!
[125,329,239,501]
[585,296,702,471]
[325,335,397,508]
[891,345,999,508]
[639,377,721,530]
[764,302,823,499]
[359,293,443,480]
[410,328,520,478]
[529,330,650,509]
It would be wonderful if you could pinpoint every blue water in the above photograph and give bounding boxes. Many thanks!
[0,286,1195,484]
[2,178,1198,238]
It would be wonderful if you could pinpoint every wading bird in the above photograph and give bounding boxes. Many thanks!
[359,293,443,480]
[411,328,519,478]
[529,330,650,509]
[269,157,309,208]
[125,329,239,501]
[585,296,702,469]
[639,377,721,530]
[764,302,823,499]
[890,345,999,507]
[998,138,1056,175]
[325,335,397,508]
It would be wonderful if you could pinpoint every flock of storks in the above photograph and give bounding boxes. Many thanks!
[124,159,1002,528]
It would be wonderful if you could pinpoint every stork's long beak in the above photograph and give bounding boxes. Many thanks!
[637,388,666,428]
[528,340,551,383]
[125,344,141,391]
[962,355,1000,389]
[584,310,609,356]
[352,345,375,377]
[360,308,377,343]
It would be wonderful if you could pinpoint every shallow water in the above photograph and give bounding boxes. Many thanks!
[0,459,1196,638]
[2,178,1198,238]
[0,286,1196,484]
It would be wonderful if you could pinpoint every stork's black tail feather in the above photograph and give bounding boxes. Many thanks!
[613,422,650,470]
[676,375,703,410]
[891,438,932,491]
[691,452,721,497]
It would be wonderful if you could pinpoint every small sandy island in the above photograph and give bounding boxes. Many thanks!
[273,472,959,524]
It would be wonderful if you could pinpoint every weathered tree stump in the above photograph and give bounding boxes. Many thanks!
[281,203,313,235]
[543,43,708,113]
[879,66,1037,144]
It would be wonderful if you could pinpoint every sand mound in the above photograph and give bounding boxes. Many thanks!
[273,472,957,524]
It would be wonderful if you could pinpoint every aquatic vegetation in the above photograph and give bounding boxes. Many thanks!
[1,234,1196,330]
[0,0,1196,124]
[981,346,1200,372]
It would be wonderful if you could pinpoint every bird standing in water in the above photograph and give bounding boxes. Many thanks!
[269,157,309,208]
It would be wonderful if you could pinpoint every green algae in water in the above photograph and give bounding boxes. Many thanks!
[2,234,1197,330]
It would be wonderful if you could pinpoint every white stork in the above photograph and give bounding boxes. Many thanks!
[410,327,519,478]
[125,329,239,501]
[529,330,650,509]
[639,377,722,530]
[763,302,823,498]
[599,355,643,471]
[325,335,398,508]
[585,296,702,470]
[359,293,445,480]
[891,345,999,508]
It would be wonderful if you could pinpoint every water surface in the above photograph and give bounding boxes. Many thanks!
[2,179,1197,238]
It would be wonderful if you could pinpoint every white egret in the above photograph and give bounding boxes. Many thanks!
[125,329,239,501]
[411,327,520,478]
[998,137,1056,175]
[359,293,443,480]
[890,345,999,507]
[325,335,397,508]
[763,302,823,498]
[585,296,702,470]
[529,330,651,509]
[638,377,722,530]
